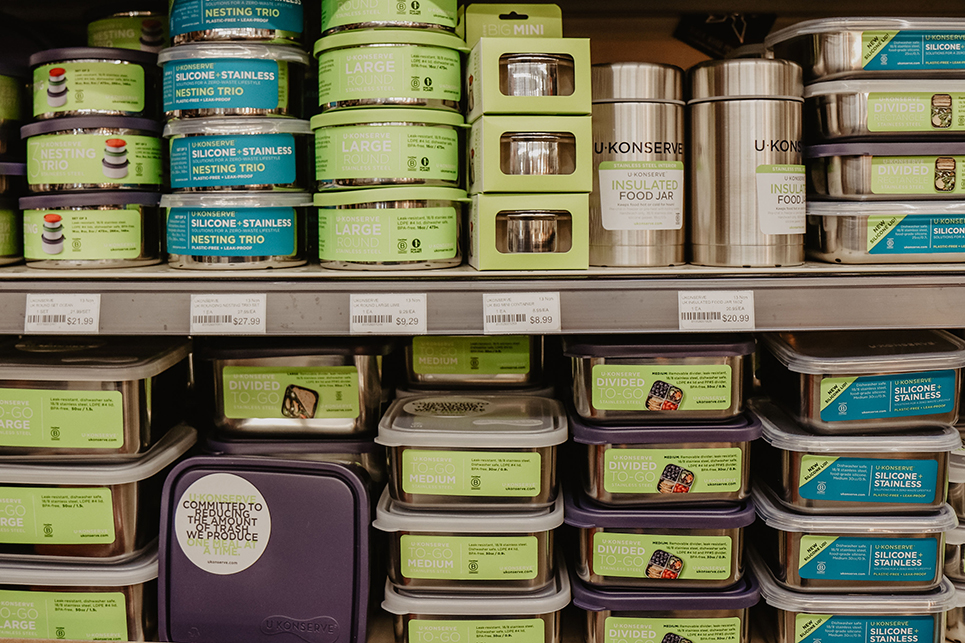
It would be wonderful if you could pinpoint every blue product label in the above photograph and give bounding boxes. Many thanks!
[819,370,956,422]
[864,31,965,71]
[799,456,939,504]
[798,536,937,582]
[171,0,303,36]
[163,60,283,111]
[170,133,296,188]
[167,207,296,256]
[795,615,934,643]
[868,214,965,254]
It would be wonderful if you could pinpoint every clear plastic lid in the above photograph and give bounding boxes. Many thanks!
[807,201,965,218]
[752,398,962,453]
[377,395,567,449]
[158,43,311,65]
[565,484,755,529]
[955,580,965,609]
[765,18,965,50]
[804,79,965,99]
[395,384,556,399]
[946,525,965,546]
[310,108,466,129]
[0,543,158,586]
[373,488,564,534]
[760,330,965,375]
[951,448,965,483]
[315,187,469,207]
[752,482,958,534]
[164,117,312,138]
[161,192,312,208]
[313,30,469,55]
[562,333,755,359]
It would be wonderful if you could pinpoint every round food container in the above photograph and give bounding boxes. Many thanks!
[22,117,163,193]
[405,335,544,389]
[315,187,464,270]
[500,132,576,176]
[0,162,25,196]
[945,526,965,582]
[759,330,965,434]
[374,488,563,594]
[314,30,464,112]
[752,398,960,515]
[165,117,312,192]
[501,54,575,97]
[159,44,309,120]
[161,192,308,269]
[950,580,965,643]
[20,192,161,269]
[87,3,169,52]
[170,0,304,45]
[562,334,755,424]
[312,108,462,189]
[321,0,457,36]
[751,482,957,593]
[0,196,21,266]
[0,62,26,159]
[565,484,754,590]
[572,410,761,507]
[950,450,965,521]
[0,546,159,641]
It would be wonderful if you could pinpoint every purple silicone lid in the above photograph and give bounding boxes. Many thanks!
[204,435,381,456]
[570,409,761,445]
[21,116,162,139]
[0,162,25,176]
[806,142,965,159]
[30,47,159,68]
[20,191,161,209]
[562,334,755,359]
[159,456,370,643]
[198,336,396,360]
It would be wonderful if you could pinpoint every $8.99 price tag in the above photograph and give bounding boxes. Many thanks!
[24,294,101,334]
[350,294,427,334]
[678,291,755,331]
[483,292,561,334]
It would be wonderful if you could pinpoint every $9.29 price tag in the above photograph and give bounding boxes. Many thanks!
[24,294,101,334]
[678,291,755,331]
[483,292,561,334]
[350,294,427,334]
[190,294,267,334]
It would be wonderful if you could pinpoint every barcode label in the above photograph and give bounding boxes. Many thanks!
[679,311,722,321]
[350,294,426,334]
[190,295,267,334]
[24,294,100,334]
[483,292,561,334]
[25,315,67,324]
[352,314,393,325]
[192,315,234,325]
[678,291,755,331]
[485,314,527,324]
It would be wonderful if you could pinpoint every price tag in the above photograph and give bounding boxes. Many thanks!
[24,294,101,334]
[190,294,267,334]
[678,290,755,331]
[350,294,427,334]
[483,292,561,334]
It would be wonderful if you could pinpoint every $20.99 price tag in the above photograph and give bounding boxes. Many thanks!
[483,292,561,334]
[678,291,755,331]
[24,294,101,334]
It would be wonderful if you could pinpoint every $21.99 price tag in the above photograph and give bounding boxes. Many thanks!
[24,294,101,334]
[678,291,755,331]
[483,292,561,334]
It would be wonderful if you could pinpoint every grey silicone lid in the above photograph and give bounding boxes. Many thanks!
[0,543,158,586]
[204,435,381,456]
[30,47,159,67]
[0,163,25,176]
[375,488,564,533]
[806,142,965,159]
[20,191,161,209]
[22,116,163,138]
[563,334,755,358]
[570,408,761,445]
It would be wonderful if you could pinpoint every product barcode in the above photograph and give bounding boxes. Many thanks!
[486,314,527,324]
[680,312,722,321]
[353,314,393,324]
[193,315,233,324]
[25,315,66,324]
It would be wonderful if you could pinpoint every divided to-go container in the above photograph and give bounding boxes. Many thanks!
[159,458,370,643]
[950,449,965,521]
[751,398,960,514]
[0,424,196,561]
[571,410,761,507]
[750,482,957,593]
[377,395,566,510]
[949,580,965,643]
[170,0,304,45]
[404,336,544,389]
[0,545,160,641]
[374,488,563,594]
[563,334,755,423]
[759,330,965,433]
[564,484,755,589]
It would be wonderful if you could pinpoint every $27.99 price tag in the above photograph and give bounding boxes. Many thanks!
[350,294,427,334]
[483,292,561,334]
[678,291,755,331]
[190,294,267,334]
[24,294,101,334]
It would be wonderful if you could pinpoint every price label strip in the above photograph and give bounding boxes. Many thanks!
[24,294,101,334]
[350,294,427,334]
[191,294,267,334]
[678,290,755,331]
[483,292,561,334]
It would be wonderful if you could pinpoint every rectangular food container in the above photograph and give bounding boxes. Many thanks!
[0,544,159,641]
[374,488,563,594]
[950,449,965,521]
[377,395,566,511]
[759,330,965,434]
[752,398,960,514]
[751,482,957,593]
[405,336,544,389]
[564,484,755,590]
[0,336,190,456]
[945,526,965,583]
[196,337,395,437]
[562,334,755,424]
[948,580,965,643]
[0,424,195,561]
[395,384,557,399]
[571,409,761,507]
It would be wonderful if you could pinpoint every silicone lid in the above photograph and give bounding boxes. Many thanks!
[164,117,312,137]
[752,482,958,533]
[0,162,25,176]
[377,395,567,448]
[951,448,965,483]
[946,525,965,546]
[374,488,564,533]
[804,79,965,98]
[315,187,469,207]
[30,47,159,67]
[760,330,965,374]
[766,18,965,50]
[0,544,158,586]
[0,336,189,381]
[311,108,465,129]
[806,142,965,159]
[204,435,381,456]
[198,336,395,359]
[158,43,310,65]
[313,30,468,56]
[807,201,965,217]
[564,485,756,529]
[571,408,762,445]
[21,116,162,138]
[161,192,312,208]
[562,334,755,358]
[956,581,965,609]
[21,191,161,209]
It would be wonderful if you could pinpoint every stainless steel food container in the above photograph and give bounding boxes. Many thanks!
[689,59,805,267]
[0,337,189,456]
[374,488,563,594]
[170,0,303,45]
[591,62,685,266]
[0,424,195,561]
[759,330,965,434]
[573,410,761,507]
[765,18,965,83]
[405,335,544,389]
[752,398,960,514]
[494,210,573,254]
[315,187,465,270]
[0,545,159,641]
[87,6,168,51]
[0,62,26,159]
[0,196,20,266]
[377,395,566,510]
[565,484,754,590]
[563,334,755,424]
[321,0,456,35]
[751,482,957,593]
[0,162,25,197]
[500,132,576,175]
[950,581,965,643]
[501,54,575,97]
[950,449,965,521]
[945,527,965,583]
[197,337,394,437]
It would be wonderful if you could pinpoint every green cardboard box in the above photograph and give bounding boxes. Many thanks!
[458,4,562,47]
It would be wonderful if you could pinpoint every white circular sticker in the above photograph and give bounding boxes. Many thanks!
[175,473,271,576]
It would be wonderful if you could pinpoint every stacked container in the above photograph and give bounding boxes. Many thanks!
[0,59,26,265]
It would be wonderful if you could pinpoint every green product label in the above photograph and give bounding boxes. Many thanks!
[412,336,530,375]
[867,93,965,131]
[318,207,458,262]
[33,62,145,117]
[756,164,806,235]
[592,532,733,579]
[605,617,742,643]
[402,450,541,497]
[591,365,733,411]
[603,448,742,495]
[315,125,459,182]
[0,74,22,122]
[597,161,684,231]
[870,156,965,194]
[317,46,461,105]
[408,619,543,643]
[0,487,115,544]
[0,389,123,448]
[0,208,20,256]
[400,535,538,580]
[27,134,163,187]
[0,590,128,640]
[222,366,360,420]
[89,15,169,51]
[321,0,457,32]
[24,208,141,261]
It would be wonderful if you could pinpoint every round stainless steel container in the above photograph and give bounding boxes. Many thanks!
[689,59,805,267]
[501,54,575,97]
[0,62,26,160]
[170,0,303,45]
[591,62,685,266]
[0,196,20,266]
[87,5,169,52]
[321,0,457,36]
[500,133,575,175]
[505,211,560,252]
[0,161,25,197]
